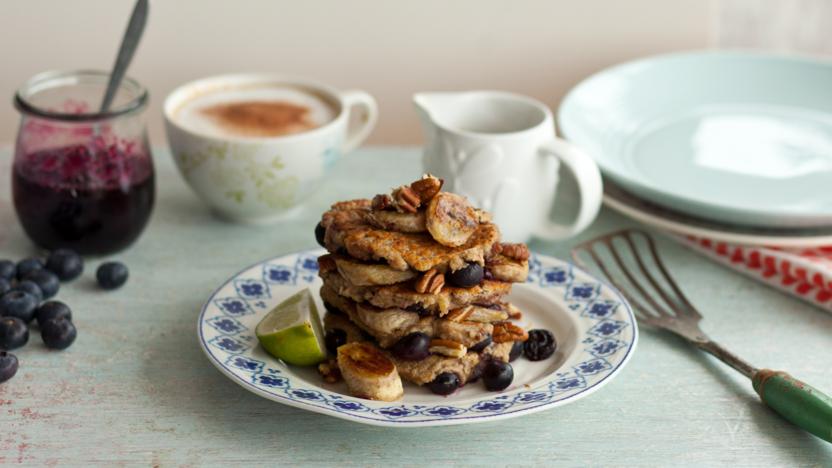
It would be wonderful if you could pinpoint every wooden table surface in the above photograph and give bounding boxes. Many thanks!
[1,147,830,466]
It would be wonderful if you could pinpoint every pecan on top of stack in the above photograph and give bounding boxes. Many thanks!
[315,175,531,401]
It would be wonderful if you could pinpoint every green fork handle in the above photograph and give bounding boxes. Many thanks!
[752,369,832,442]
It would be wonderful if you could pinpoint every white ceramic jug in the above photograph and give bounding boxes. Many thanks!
[415,91,603,242]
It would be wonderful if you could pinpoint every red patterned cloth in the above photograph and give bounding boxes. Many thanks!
[679,237,832,311]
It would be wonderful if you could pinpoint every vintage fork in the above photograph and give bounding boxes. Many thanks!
[571,229,832,443]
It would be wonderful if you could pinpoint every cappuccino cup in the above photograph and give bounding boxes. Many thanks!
[164,74,377,223]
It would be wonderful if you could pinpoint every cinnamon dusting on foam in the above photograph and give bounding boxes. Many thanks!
[200,100,317,137]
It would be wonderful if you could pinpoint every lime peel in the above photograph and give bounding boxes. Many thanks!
[256,288,327,366]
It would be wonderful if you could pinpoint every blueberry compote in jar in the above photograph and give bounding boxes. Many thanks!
[13,70,155,254]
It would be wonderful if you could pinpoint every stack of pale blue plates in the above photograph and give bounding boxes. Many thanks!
[558,51,832,247]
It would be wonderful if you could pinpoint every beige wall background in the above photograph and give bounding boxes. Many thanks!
[0,0,828,146]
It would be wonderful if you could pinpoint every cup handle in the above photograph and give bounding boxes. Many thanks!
[340,90,378,153]
[534,137,603,240]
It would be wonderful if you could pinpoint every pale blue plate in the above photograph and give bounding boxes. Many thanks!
[558,51,832,228]
[198,249,637,427]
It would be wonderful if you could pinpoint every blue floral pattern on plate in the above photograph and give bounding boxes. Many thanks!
[198,249,638,427]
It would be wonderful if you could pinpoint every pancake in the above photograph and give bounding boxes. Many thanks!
[320,199,500,272]
[319,263,512,316]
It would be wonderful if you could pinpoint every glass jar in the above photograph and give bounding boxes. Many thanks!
[13,70,155,255]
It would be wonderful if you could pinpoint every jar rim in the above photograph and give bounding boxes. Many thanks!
[14,69,149,122]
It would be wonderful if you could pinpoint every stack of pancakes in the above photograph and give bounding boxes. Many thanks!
[316,175,530,400]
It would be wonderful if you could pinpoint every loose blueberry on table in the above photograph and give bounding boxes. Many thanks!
[0,317,29,350]
[96,261,129,290]
[45,249,84,281]
[35,301,72,326]
[23,269,60,299]
[16,257,44,281]
[41,318,77,350]
[0,290,39,323]
[0,351,18,384]
[0,260,15,282]
[13,280,43,304]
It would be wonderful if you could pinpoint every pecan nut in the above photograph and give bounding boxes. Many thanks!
[490,242,503,256]
[429,339,467,358]
[410,175,443,202]
[500,243,530,261]
[415,269,444,294]
[445,305,473,322]
[492,322,529,343]
[393,186,421,213]
[371,193,394,211]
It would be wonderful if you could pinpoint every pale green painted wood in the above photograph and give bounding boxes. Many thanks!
[0,147,830,466]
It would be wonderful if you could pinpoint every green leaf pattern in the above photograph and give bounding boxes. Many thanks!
[177,143,299,208]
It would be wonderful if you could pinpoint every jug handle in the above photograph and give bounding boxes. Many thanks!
[534,138,603,240]
[340,90,379,153]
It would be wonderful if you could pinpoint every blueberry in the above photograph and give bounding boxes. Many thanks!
[23,270,60,299]
[391,332,430,361]
[16,258,43,281]
[315,222,326,248]
[0,291,38,323]
[96,262,128,290]
[428,372,460,395]
[482,360,513,391]
[509,340,523,362]
[405,304,431,316]
[323,301,343,317]
[523,329,556,361]
[0,279,11,296]
[13,280,43,304]
[45,249,83,281]
[469,335,492,353]
[446,263,483,288]
[40,318,76,350]
[0,351,18,384]
[0,317,29,350]
[0,260,15,281]
[325,328,347,354]
[35,301,72,326]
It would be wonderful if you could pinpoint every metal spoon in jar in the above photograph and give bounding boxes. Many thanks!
[99,0,149,112]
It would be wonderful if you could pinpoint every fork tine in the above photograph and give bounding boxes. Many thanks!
[620,231,696,318]
[633,230,703,319]
[572,243,659,325]
[605,237,675,319]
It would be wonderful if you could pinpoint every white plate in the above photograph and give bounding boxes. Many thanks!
[198,249,638,427]
[559,51,832,228]
[604,181,832,248]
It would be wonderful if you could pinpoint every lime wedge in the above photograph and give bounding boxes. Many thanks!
[256,288,327,366]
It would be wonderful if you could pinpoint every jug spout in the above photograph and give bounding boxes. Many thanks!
[413,92,460,131]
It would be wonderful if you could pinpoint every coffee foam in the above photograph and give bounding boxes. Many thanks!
[174,85,337,138]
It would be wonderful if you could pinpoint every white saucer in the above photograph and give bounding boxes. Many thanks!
[604,182,832,247]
